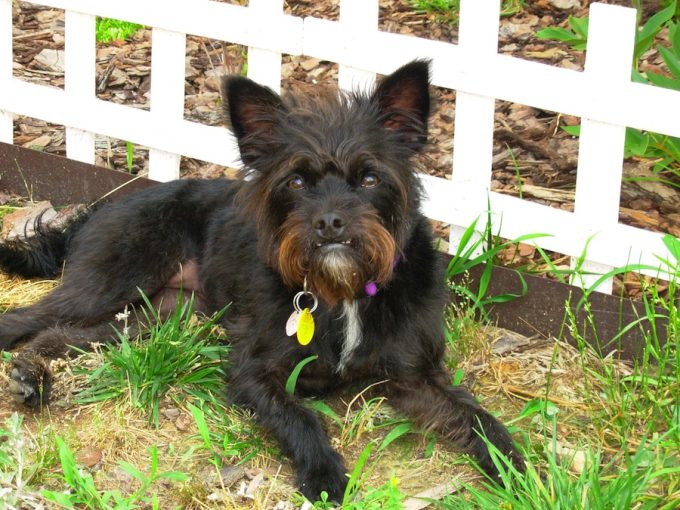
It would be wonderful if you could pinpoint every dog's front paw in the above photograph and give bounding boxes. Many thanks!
[472,411,526,482]
[297,451,348,503]
[7,354,51,407]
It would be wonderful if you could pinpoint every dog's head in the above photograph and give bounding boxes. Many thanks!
[221,60,430,305]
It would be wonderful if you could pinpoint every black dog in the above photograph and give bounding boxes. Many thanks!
[0,60,522,500]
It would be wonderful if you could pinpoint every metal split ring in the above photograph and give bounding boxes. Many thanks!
[293,290,318,313]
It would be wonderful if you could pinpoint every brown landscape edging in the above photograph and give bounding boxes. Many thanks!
[0,142,666,361]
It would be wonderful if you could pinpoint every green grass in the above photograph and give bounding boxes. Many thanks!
[539,1,680,187]
[410,0,524,25]
[95,18,143,44]
[75,292,229,426]
[43,439,187,509]
[441,432,679,509]
[0,413,41,507]
[439,225,680,509]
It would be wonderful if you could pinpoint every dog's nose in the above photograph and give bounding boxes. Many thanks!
[314,212,346,241]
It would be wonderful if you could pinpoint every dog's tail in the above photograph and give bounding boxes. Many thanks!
[0,208,93,278]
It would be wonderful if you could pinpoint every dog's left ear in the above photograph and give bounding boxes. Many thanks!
[372,59,431,151]
[221,76,285,165]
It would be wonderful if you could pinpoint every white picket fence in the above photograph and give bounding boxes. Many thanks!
[1,0,679,293]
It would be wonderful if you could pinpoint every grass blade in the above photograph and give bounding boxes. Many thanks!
[377,422,413,452]
[285,355,318,395]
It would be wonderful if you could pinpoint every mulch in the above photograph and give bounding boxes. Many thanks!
[7,0,680,290]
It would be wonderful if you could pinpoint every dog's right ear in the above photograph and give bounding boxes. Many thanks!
[221,76,284,165]
[371,59,431,152]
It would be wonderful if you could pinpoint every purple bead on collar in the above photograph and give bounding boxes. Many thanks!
[364,254,401,297]
[364,281,378,296]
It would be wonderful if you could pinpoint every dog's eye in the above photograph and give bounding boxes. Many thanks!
[360,173,380,188]
[287,175,306,191]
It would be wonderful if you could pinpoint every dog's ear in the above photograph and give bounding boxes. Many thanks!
[221,76,284,164]
[371,59,431,151]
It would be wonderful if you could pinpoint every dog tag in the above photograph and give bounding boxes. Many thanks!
[286,309,301,336]
[296,308,315,345]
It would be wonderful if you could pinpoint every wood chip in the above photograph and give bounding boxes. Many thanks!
[21,134,51,149]
[215,465,245,487]
[76,446,103,468]
[403,479,464,510]
[548,0,581,10]
[237,472,265,500]
[521,185,575,203]
[33,48,65,72]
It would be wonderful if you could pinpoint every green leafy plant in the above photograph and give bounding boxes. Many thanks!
[447,210,549,320]
[540,1,680,185]
[284,355,347,427]
[186,402,265,468]
[410,0,461,25]
[377,422,414,453]
[95,18,143,44]
[536,15,588,50]
[307,440,406,509]
[537,2,677,66]
[442,214,679,507]
[43,438,187,509]
[76,292,228,426]
[662,0,680,18]
[188,403,223,468]
[285,355,318,395]
[633,1,678,70]
[583,235,679,440]
[343,441,375,505]
[0,413,44,508]
[442,430,678,509]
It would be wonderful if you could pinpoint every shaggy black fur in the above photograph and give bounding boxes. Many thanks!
[0,60,523,500]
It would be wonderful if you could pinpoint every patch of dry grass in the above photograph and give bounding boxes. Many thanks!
[0,272,57,311]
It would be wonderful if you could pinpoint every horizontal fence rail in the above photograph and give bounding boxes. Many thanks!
[0,0,678,292]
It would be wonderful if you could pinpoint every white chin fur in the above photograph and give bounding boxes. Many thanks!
[318,246,357,289]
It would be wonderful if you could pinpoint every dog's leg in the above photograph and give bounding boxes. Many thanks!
[8,320,138,407]
[386,370,524,481]
[0,299,91,350]
[229,367,348,501]
[0,263,171,351]
[0,311,45,350]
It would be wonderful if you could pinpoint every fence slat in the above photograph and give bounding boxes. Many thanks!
[338,0,378,92]
[0,0,12,143]
[247,0,283,93]
[571,4,637,292]
[148,28,186,182]
[1,77,240,166]
[448,0,500,252]
[34,0,303,56]
[304,17,457,79]
[64,10,96,164]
